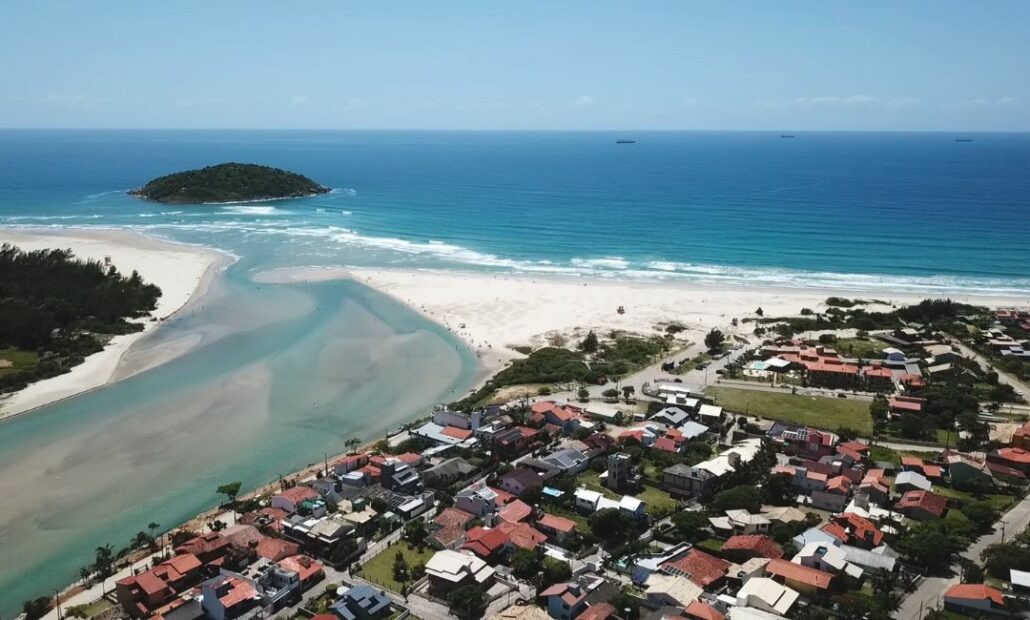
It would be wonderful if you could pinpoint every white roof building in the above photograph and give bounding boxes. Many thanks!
[736,577,799,616]
[896,470,932,491]
[794,542,864,579]
[425,550,495,585]
[644,574,703,609]
[698,404,724,419]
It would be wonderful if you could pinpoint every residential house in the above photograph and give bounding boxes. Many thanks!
[709,510,771,537]
[811,475,851,512]
[941,451,995,487]
[988,447,1030,475]
[661,548,731,589]
[424,549,495,593]
[924,344,957,364]
[538,447,592,475]
[735,577,799,617]
[573,488,646,519]
[720,536,784,563]
[652,406,691,427]
[888,396,925,416]
[943,583,1008,617]
[684,601,725,620]
[456,485,499,517]
[894,490,947,521]
[330,584,395,620]
[536,513,578,544]
[271,486,323,515]
[829,513,884,549]
[792,542,863,581]
[532,401,580,433]
[499,467,545,497]
[333,453,370,476]
[863,364,895,392]
[894,470,932,494]
[462,526,510,562]
[499,499,533,524]
[644,574,704,609]
[539,582,589,620]
[1012,420,1030,450]
[607,452,642,493]
[422,457,477,487]
[431,507,475,549]
[764,559,834,596]
[662,439,762,497]
[116,554,203,618]
[858,469,892,505]
[433,407,485,430]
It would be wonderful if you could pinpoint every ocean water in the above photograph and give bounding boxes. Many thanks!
[3,130,1030,294]
[1,130,1029,613]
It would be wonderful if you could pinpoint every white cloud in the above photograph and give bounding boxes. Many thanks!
[754,94,919,110]
[573,94,595,107]
[43,94,113,108]
[946,96,1017,110]
[291,94,309,105]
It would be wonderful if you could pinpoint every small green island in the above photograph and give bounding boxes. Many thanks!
[129,162,330,204]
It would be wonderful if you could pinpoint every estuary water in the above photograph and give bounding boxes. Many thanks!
[1,129,1029,612]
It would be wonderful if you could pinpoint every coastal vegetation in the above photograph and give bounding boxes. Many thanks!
[0,244,161,395]
[129,162,329,204]
[748,298,985,339]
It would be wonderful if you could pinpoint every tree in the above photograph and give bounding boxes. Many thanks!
[710,485,762,514]
[869,395,889,432]
[345,437,363,453]
[447,584,488,620]
[510,548,541,580]
[79,565,92,586]
[580,331,599,353]
[602,388,620,401]
[960,501,999,533]
[762,474,795,507]
[704,328,725,352]
[93,543,115,578]
[898,521,966,571]
[147,521,161,551]
[622,385,635,401]
[541,557,572,588]
[215,481,243,515]
[577,386,590,402]
[405,518,429,549]
[671,510,710,542]
[589,508,636,547]
[22,597,52,620]
[755,307,764,316]
[392,550,410,584]
[982,542,1030,579]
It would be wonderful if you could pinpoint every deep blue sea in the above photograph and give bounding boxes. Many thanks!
[2,130,1030,293]
[0,130,1029,614]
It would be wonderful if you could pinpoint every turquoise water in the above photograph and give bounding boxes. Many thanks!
[1,129,1029,612]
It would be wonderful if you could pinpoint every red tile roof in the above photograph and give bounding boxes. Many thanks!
[462,526,510,557]
[721,535,784,559]
[277,555,323,583]
[946,583,1005,606]
[256,538,300,561]
[838,440,869,454]
[995,447,1030,464]
[579,604,616,620]
[890,398,924,412]
[1013,420,1030,440]
[834,513,883,547]
[396,452,423,466]
[537,513,577,534]
[922,464,943,479]
[662,549,730,587]
[825,475,852,494]
[218,577,258,609]
[901,456,924,467]
[435,507,475,529]
[685,601,725,620]
[441,426,474,440]
[488,486,517,506]
[654,436,681,453]
[765,558,834,590]
[819,522,848,542]
[864,366,894,378]
[896,490,947,517]
[275,486,319,505]
[499,499,533,523]
[497,521,548,550]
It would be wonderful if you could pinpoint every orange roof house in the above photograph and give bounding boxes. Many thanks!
[895,490,947,520]
[662,549,731,588]
[721,535,784,560]
[765,558,834,593]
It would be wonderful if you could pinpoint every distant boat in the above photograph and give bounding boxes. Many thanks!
[955,138,974,142]
[780,134,796,139]
[615,139,636,144]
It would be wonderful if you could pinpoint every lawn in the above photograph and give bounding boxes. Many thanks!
[0,347,39,377]
[706,386,873,434]
[356,542,435,593]
[831,338,888,359]
[932,485,1016,512]
[695,538,724,554]
[673,352,711,375]
[575,471,678,517]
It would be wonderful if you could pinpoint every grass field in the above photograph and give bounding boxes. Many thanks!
[707,386,873,433]
[831,338,888,360]
[575,471,678,517]
[933,485,1016,512]
[0,347,38,377]
[357,542,435,593]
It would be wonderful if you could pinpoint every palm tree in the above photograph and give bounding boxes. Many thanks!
[79,566,91,587]
[345,437,362,454]
[215,481,242,519]
[93,544,115,578]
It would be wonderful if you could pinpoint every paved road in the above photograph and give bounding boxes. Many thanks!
[895,489,1030,620]
[948,336,1030,399]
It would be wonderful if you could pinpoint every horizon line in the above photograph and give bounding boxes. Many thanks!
[1,127,1027,134]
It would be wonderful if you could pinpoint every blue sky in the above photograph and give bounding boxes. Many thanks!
[2,1,1027,130]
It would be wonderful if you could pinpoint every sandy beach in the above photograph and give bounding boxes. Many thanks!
[258,266,1030,377]
[0,228,231,419]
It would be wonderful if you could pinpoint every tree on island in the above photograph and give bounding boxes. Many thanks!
[704,328,725,352]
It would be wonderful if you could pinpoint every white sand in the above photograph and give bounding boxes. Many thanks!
[0,229,230,419]
[257,266,1029,378]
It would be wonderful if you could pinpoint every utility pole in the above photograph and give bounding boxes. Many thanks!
[54,590,62,620]
[323,451,329,477]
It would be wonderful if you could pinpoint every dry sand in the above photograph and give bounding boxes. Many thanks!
[258,266,1029,377]
[0,228,231,419]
